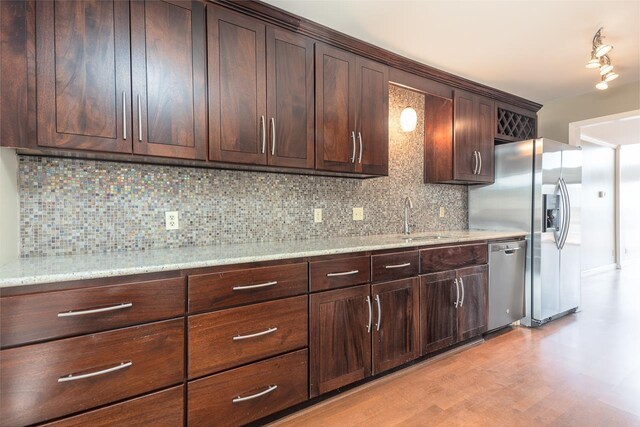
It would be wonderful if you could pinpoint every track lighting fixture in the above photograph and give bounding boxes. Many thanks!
[586,27,619,90]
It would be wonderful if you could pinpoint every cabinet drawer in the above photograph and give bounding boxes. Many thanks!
[43,386,184,427]
[189,295,308,378]
[0,277,185,348]
[371,251,419,282]
[309,256,371,291]
[420,243,488,274]
[0,319,184,426]
[188,263,308,312]
[188,349,308,427]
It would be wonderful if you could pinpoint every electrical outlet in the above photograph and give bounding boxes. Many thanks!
[439,207,445,218]
[353,207,364,221]
[314,208,323,223]
[165,211,179,230]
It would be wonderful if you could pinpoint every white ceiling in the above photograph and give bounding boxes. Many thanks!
[581,115,640,146]
[263,0,640,104]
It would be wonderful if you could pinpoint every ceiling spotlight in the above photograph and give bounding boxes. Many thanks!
[595,76,608,90]
[604,71,619,82]
[593,28,613,58]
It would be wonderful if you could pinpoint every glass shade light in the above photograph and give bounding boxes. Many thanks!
[400,107,418,132]
[595,77,608,90]
[595,44,612,58]
[604,71,619,82]
[599,63,613,75]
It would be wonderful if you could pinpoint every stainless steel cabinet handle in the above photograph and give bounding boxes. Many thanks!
[327,270,359,277]
[454,278,460,308]
[260,116,266,154]
[57,302,133,318]
[137,94,142,142]
[232,281,277,291]
[559,177,571,250]
[384,262,411,269]
[478,152,482,175]
[358,132,363,164]
[233,327,278,341]
[375,295,381,331]
[366,295,372,333]
[270,117,276,156]
[459,277,465,307]
[58,361,132,383]
[351,131,356,163]
[472,151,478,174]
[232,385,278,403]
[122,92,127,140]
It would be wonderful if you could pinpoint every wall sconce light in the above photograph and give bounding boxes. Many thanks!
[400,107,417,132]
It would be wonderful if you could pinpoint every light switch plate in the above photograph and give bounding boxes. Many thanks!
[439,207,445,218]
[314,208,323,223]
[165,211,179,230]
[353,207,364,221]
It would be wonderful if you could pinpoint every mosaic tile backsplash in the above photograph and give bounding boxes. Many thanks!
[18,86,468,257]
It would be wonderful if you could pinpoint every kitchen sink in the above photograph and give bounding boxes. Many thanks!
[400,235,445,241]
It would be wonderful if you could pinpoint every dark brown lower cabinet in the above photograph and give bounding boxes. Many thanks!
[420,265,488,355]
[188,349,308,427]
[309,285,371,397]
[310,278,420,397]
[372,278,420,374]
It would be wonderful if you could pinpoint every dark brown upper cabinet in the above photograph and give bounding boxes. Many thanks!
[36,0,132,154]
[131,0,207,160]
[424,90,495,184]
[315,43,389,175]
[208,6,314,168]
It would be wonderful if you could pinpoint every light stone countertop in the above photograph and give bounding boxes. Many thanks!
[0,230,527,288]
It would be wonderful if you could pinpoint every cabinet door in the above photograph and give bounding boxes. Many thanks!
[475,96,495,183]
[372,278,419,374]
[130,0,206,160]
[266,27,314,169]
[315,43,357,173]
[208,6,267,165]
[355,57,388,175]
[420,271,458,355]
[457,265,489,341]
[453,89,478,181]
[310,285,371,397]
[36,0,132,153]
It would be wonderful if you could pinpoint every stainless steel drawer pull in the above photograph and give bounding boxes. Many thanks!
[351,131,357,163]
[232,385,278,403]
[358,132,363,164]
[58,361,132,383]
[384,262,411,269]
[232,281,278,291]
[233,327,278,341]
[327,270,359,277]
[57,303,133,318]
[366,295,372,333]
[122,91,127,140]
[459,277,465,307]
[137,94,142,142]
[261,116,266,154]
[375,294,382,331]
[454,278,460,308]
[270,117,276,156]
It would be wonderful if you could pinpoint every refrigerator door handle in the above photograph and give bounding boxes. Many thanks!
[559,177,571,250]
[553,179,563,249]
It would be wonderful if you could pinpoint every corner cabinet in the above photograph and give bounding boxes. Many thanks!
[315,43,389,175]
[207,6,315,168]
[424,90,495,184]
[36,0,207,160]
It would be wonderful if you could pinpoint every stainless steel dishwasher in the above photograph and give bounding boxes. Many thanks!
[488,240,526,331]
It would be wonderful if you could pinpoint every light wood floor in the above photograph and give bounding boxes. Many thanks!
[272,265,640,426]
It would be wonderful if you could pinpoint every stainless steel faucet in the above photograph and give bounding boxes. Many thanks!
[403,196,413,235]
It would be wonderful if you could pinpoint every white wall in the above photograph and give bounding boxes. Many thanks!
[580,141,616,273]
[0,148,19,266]
[620,144,640,265]
[538,82,640,143]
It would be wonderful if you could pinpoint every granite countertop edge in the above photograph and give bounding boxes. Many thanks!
[0,230,527,288]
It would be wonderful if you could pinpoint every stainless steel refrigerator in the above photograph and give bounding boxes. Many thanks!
[469,138,581,327]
